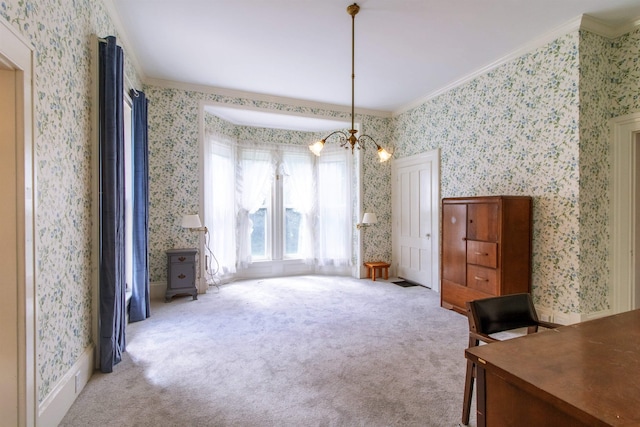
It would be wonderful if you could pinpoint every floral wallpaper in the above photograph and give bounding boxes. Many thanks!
[612,28,640,116]
[3,0,640,411]
[393,32,584,314]
[577,30,614,314]
[145,85,393,283]
[2,0,140,404]
[388,26,639,316]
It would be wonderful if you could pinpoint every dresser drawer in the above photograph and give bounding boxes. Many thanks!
[466,241,497,268]
[467,265,498,295]
[441,279,493,314]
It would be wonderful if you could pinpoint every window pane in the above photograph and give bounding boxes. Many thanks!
[250,207,267,258]
[285,208,301,255]
[282,152,313,259]
[317,149,351,265]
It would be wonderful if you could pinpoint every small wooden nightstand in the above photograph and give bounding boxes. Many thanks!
[364,261,390,281]
[165,248,198,302]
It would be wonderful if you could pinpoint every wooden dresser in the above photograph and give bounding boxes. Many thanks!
[440,196,532,314]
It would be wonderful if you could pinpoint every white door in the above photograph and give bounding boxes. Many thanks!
[392,150,440,289]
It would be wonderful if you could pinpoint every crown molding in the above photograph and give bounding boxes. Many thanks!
[101,1,640,121]
[101,0,145,83]
[393,14,640,116]
[580,15,618,38]
[581,14,640,38]
[201,100,351,125]
[145,77,392,119]
[393,15,584,115]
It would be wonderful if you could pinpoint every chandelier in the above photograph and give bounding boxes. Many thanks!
[308,3,392,162]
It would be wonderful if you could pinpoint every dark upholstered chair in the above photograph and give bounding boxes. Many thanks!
[462,293,561,425]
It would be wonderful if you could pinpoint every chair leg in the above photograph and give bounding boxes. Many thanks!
[462,359,475,425]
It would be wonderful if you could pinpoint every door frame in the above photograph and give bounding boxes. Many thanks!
[391,149,440,291]
[611,113,639,313]
[0,19,36,427]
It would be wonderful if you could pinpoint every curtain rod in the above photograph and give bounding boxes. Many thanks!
[97,35,140,96]
[125,74,140,97]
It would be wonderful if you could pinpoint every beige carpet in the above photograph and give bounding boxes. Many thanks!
[60,275,476,426]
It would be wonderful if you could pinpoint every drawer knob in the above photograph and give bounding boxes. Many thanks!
[474,252,489,256]
[178,274,186,279]
[178,256,186,262]
[474,276,489,281]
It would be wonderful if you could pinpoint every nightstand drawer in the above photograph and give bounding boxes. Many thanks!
[170,265,194,289]
[169,253,194,264]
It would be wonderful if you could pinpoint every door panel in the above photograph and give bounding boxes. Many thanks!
[442,203,467,285]
[468,203,499,242]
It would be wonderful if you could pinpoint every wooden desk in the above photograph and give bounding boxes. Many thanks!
[465,309,640,426]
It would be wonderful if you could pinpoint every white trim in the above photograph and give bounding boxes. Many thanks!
[100,0,145,79]
[90,34,102,374]
[203,101,352,131]
[611,113,640,314]
[235,259,317,279]
[393,14,640,116]
[534,306,611,325]
[581,14,640,39]
[0,17,36,427]
[148,77,391,119]
[36,345,94,427]
[101,3,640,122]
[150,281,167,301]
[354,141,366,279]
[198,101,209,293]
[394,16,583,115]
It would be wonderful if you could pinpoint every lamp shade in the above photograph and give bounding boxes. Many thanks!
[309,139,325,156]
[362,212,377,225]
[181,214,202,229]
[377,147,392,162]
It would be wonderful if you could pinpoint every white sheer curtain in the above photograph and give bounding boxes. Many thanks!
[237,148,274,267]
[203,133,354,277]
[282,150,315,262]
[316,145,352,267]
[203,136,237,278]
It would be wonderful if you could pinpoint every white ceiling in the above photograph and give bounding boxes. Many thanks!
[108,0,640,129]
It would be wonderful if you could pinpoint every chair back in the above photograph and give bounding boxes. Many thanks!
[467,293,539,335]
[462,293,556,426]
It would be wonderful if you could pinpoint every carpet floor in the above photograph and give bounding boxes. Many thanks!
[60,275,476,427]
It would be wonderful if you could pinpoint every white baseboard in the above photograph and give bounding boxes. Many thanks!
[37,344,94,427]
[150,281,166,300]
[535,305,613,325]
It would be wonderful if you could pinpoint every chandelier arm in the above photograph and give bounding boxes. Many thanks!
[355,133,380,149]
[308,3,391,162]
[323,130,349,142]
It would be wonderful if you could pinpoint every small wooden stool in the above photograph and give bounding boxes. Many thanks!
[364,261,390,281]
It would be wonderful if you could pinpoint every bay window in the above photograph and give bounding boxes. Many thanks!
[204,136,352,278]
